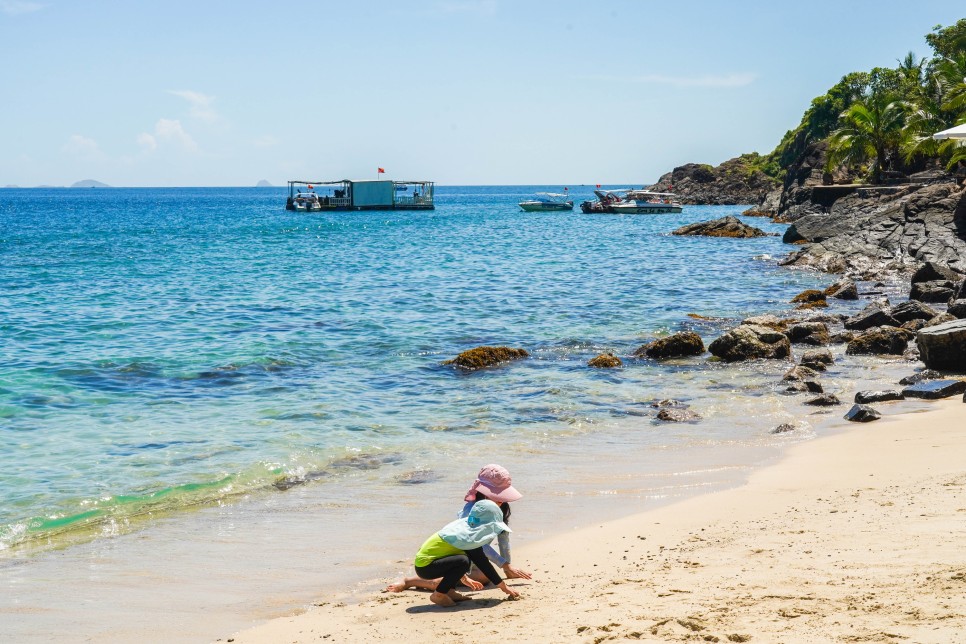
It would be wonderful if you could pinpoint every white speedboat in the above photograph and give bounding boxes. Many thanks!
[518,192,574,212]
[586,190,682,214]
[292,192,322,212]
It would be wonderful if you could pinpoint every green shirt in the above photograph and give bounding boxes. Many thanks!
[414,532,463,567]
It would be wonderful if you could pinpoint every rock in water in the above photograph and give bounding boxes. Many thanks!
[910,280,957,303]
[901,379,966,400]
[656,408,701,422]
[846,326,910,356]
[786,322,830,346]
[946,299,966,319]
[899,369,943,385]
[889,301,938,323]
[588,353,622,368]
[635,331,705,359]
[824,280,859,300]
[844,404,881,422]
[443,346,529,369]
[844,304,900,331]
[708,324,791,362]
[771,423,798,434]
[854,390,904,404]
[671,216,770,238]
[916,319,966,372]
[804,394,841,406]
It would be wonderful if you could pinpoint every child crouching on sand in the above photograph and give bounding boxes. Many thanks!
[412,499,520,607]
[386,464,531,593]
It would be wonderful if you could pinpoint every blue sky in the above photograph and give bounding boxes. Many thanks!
[1,1,963,186]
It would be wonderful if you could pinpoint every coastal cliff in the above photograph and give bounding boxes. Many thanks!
[647,155,778,205]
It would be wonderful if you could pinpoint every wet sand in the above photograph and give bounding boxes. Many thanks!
[226,397,966,643]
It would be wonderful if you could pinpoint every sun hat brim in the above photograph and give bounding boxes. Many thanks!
[477,481,522,503]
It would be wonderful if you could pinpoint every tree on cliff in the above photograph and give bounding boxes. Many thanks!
[826,90,907,184]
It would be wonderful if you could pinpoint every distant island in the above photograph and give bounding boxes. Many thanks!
[71,179,111,188]
[255,179,273,187]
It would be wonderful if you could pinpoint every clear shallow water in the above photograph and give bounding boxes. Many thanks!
[1,185,932,641]
[0,185,827,551]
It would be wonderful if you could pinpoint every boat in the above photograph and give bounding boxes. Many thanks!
[285,180,435,211]
[292,191,322,212]
[580,189,682,214]
[518,192,574,212]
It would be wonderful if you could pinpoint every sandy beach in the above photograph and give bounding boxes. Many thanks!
[225,397,966,644]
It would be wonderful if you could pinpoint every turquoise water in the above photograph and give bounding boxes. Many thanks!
[0,186,829,552]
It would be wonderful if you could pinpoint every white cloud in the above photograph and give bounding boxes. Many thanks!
[622,73,757,88]
[63,135,102,159]
[437,0,496,15]
[167,89,218,122]
[0,1,44,15]
[136,132,157,152]
[137,119,198,153]
[252,135,278,148]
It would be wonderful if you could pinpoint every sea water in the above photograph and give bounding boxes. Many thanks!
[0,186,922,641]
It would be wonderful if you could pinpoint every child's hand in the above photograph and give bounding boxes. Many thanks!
[502,563,532,580]
[498,581,520,599]
[461,575,484,591]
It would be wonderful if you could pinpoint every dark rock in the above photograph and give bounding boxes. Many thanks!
[801,348,834,366]
[786,322,830,346]
[588,353,622,368]
[889,301,938,323]
[443,346,529,369]
[708,324,792,362]
[779,184,966,276]
[855,390,904,404]
[656,408,702,422]
[844,404,881,422]
[910,280,956,303]
[824,280,859,300]
[844,304,900,331]
[783,365,819,381]
[784,380,824,394]
[830,331,856,344]
[898,369,943,385]
[635,332,705,359]
[771,423,798,434]
[671,216,771,238]
[911,261,962,284]
[925,312,957,328]
[846,326,910,355]
[900,319,927,333]
[916,319,966,371]
[790,289,827,305]
[804,394,841,406]
[901,379,966,399]
[947,299,966,319]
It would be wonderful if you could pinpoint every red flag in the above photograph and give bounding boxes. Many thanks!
[377,167,385,174]
[307,184,313,189]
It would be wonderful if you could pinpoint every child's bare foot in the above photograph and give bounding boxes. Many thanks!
[429,591,456,607]
[383,580,407,593]
[446,590,470,602]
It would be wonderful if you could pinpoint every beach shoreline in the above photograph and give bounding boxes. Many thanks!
[226,397,966,643]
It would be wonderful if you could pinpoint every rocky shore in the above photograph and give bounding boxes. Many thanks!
[647,155,778,205]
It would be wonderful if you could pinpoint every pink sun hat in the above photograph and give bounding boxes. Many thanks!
[464,464,523,503]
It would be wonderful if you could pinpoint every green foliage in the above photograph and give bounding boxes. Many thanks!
[926,19,966,58]
[826,93,908,183]
[760,20,966,183]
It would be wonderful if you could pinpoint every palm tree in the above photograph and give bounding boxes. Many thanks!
[827,92,908,183]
